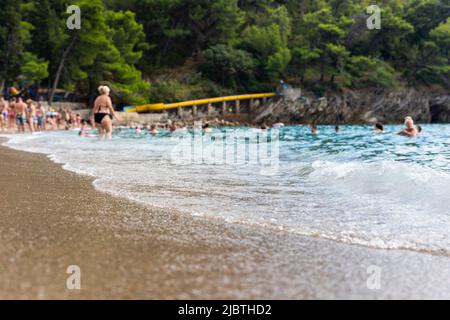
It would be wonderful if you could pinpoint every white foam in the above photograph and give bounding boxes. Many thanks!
[3,128,450,256]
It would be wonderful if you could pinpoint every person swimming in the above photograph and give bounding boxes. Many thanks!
[79,120,95,137]
[417,125,423,134]
[398,116,419,137]
[203,123,213,133]
[309,124,318,134]
[335,125,341,133]
[169,121,177,132]
[374,122,384,134]
[272,122,285,129]
[149,124,159,135]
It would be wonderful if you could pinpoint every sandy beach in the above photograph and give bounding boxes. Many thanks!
[1,139,450,299]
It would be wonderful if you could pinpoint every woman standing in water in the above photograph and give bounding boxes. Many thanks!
[91,85,120,140]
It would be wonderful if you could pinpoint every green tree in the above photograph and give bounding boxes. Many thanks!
[113,0,244,71]
[0,0,26,93]
[85,10,149,105]
[201,44,256,89]
[240,5,292,81]
[428,18,450,85]
[21,52,49,84]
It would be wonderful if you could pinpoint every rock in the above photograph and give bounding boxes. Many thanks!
[255,88,450,125]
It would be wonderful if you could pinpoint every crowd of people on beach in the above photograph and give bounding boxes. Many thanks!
[1,84,423,139]
[0,96,84,133]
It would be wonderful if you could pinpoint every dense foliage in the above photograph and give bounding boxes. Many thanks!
[0,0,449,105]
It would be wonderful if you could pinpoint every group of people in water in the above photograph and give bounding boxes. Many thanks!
[1,84,423,139]
[309,117,422,137]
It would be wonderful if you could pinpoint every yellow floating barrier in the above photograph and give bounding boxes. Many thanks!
[127,93,275,113]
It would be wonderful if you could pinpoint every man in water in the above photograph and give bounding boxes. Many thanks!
[272,121,285,129]
[15,97,27,133]
[309,123,318,135]
[203,123,213,133]
[149,124,159,135]
[373,123,384,134]
[417,126,423,134]
[169,121,177,133]
[398,116,419,137]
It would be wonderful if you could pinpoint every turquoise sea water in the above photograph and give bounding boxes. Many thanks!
[3,124,450,255]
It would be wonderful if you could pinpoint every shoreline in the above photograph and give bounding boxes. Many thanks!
[1,139,450,299]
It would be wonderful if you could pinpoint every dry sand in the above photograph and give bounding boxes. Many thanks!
[0,141,449,299]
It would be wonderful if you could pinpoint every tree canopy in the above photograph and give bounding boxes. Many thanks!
[0,0,448,105]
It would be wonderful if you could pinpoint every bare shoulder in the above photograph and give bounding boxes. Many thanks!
[94,95,103,106]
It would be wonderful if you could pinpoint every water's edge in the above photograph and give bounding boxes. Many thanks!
[2,131,450,258]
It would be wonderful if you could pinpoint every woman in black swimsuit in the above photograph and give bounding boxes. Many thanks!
[91,85,120,140]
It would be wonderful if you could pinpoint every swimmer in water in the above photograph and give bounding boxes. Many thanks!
[169,121,177,133]
[149,124,159,135]
[272,122,285,129]
[398,116,419,137]
[373,122,384,134]
[203,123,213,133]
[309,124,318,135]
[79,120,94,137]
[335,125,340,133]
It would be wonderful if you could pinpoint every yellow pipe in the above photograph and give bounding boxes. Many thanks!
[128,93,275,113]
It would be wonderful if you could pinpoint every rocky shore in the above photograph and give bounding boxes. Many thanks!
[62,88,450,128]
[255,88,450,125]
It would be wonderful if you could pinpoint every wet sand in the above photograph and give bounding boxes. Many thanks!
[0,140,450,299]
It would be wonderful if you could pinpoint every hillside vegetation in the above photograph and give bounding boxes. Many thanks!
[0,0,449,106]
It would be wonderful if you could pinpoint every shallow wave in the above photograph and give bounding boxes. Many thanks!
[310,160,450,211]
[2,126,450,256]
